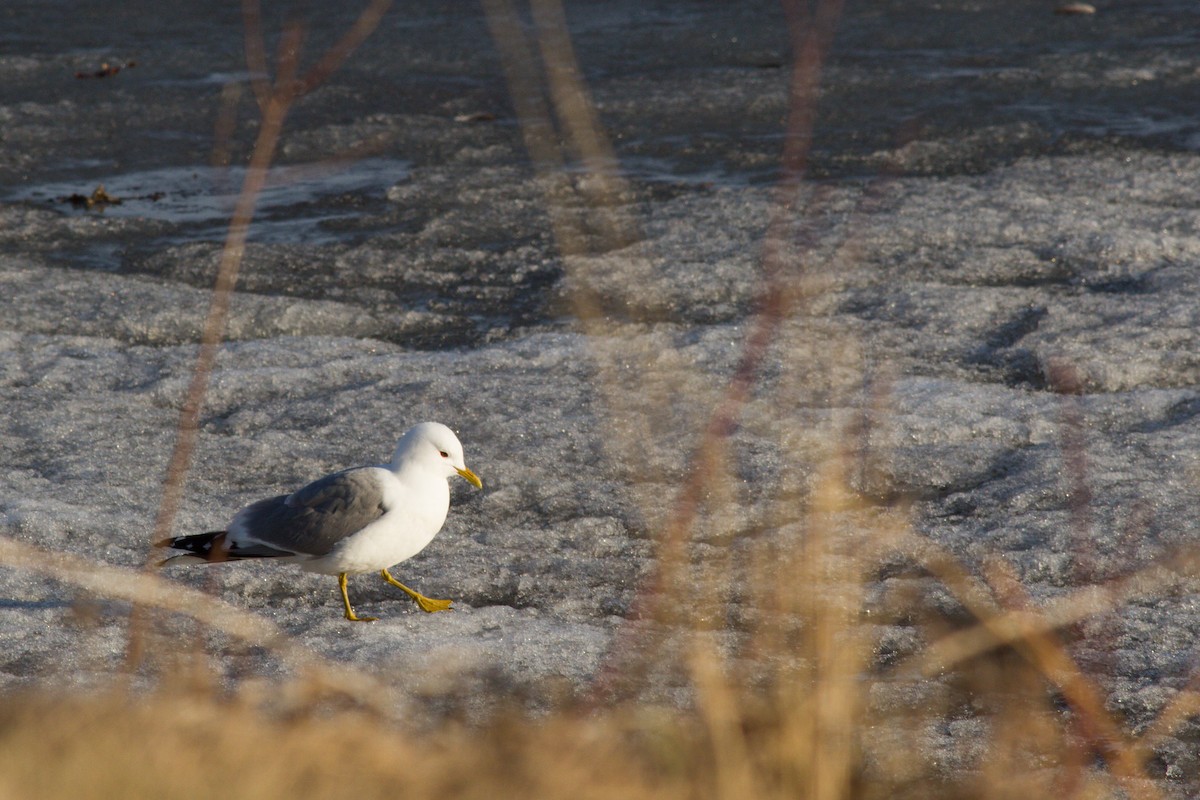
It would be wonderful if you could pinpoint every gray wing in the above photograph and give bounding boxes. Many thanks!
[231,468,388,557]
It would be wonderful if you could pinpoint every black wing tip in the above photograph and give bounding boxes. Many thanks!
[157,531,227,557]
[157,531,294,563]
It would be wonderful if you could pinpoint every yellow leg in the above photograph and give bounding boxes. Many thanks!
[339,573,377,622]
[379,568,453,613]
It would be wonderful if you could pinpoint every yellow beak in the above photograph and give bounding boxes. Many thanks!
[456,466,483,489]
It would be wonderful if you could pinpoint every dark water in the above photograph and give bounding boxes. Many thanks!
[4,0,1198,186]
[2,0,1198,341]
[10,159,411,246]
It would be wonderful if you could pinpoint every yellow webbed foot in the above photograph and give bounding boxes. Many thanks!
[339,573,379,622]
[379,568,454,613]
[412,594,453,613]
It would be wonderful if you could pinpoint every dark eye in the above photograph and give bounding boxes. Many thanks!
[439,450,449,458]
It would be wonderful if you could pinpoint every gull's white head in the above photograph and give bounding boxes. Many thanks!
[392,421,483,488]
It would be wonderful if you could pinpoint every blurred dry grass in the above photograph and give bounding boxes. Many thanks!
[2,0,1200,798]
[0,685,691,800]
[6,469,1200,799]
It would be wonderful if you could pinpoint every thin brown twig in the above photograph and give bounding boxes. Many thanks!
[126,12,302,672]
[128,0,393,670]
[530,0,633,249]
[982,557,1160,800]
[0,535,401,715]
[914,543,1200,675]
[299,0,393,95]
[143,2,394,551]
[1048,359,1097,584]
[914,539,1200,767]
[1137,682,1200,759]
[480,0,607,330]
[143,25,299,571]
[585,0,847,704]
[242,0,271,113]
[273,20,306,95]
[690,643,762,800]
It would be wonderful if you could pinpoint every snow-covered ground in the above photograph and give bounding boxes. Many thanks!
[3,0,1200,785]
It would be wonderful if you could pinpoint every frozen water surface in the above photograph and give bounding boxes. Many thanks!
[7,159,412,247]
[3,0,1200,789]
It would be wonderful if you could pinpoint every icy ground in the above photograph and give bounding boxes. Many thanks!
[2,0,1200,789]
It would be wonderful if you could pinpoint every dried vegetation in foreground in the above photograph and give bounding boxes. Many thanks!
[3,458,1198,799]
[2,1,1200,798]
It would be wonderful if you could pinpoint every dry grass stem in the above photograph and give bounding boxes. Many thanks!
[0,535,401,715]
[918,546,1200,676]
[5,2,1200,798]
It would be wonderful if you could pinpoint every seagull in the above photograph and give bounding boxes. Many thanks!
[158,422,482,622]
